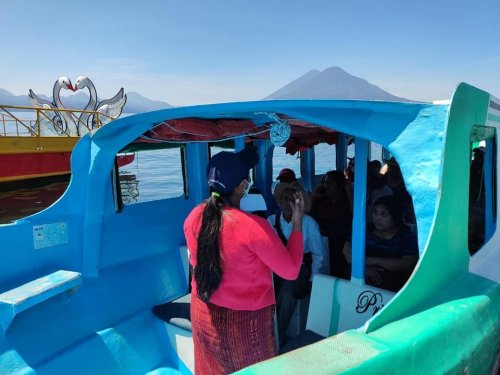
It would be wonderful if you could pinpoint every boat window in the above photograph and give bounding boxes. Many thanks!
[314,143,336,175]
[347,139,355,159]
[115,147,187,206]
[370,142,384,163]
[468,127,497,255]
[209,142,235,158]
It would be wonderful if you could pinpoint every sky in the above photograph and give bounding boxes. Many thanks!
[1,0,499,106]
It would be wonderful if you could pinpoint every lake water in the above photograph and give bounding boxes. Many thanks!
[117,142,382,205]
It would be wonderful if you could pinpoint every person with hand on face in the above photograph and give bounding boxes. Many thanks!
[276,168,312,196]
[343,195,418,292]
[273,168,311,214]
[268,182,327,346]
[184,146,305,375]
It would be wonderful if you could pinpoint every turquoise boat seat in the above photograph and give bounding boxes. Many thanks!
[307,274,396,337]
[154,294,194,373]
[152,245,194,373]
[0,270,82,332]
[34,310,184,374]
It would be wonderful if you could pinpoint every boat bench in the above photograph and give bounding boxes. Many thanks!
[0,270,82,332]
[1,267,187,373]
[280,274,396,353]
[152,245,194,373]
[153,294,194,373]
[32,308,184,374]
[306,274,395,337]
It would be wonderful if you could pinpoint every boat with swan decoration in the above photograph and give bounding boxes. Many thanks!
[28,76,77,135]
[0,76,129,183]
[73,76,127,135]
[0,82,498,374]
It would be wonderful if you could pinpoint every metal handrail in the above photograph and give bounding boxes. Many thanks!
[0,104,115,137]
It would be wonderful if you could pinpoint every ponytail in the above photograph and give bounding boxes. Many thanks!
[195,192,225,302]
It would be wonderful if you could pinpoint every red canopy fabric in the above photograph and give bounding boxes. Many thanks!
[134,117,337,154]
[139,118,263,143]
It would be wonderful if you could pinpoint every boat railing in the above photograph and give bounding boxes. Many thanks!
[0,105,114,137]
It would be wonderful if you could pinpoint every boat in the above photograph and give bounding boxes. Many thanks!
[0,82,498,374]
[0,76,130,183]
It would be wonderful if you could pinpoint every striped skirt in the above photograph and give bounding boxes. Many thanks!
[191,295,277,374]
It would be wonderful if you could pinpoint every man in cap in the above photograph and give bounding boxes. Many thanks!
[275,168,312,209]
[268,182,327,346]
[276,168,297,184]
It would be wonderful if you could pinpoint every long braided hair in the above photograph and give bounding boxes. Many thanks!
[194,191,227,302]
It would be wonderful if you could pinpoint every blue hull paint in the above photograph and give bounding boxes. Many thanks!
[0,88,498,374]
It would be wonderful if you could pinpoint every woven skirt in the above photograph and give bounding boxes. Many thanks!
[191,295,277,374]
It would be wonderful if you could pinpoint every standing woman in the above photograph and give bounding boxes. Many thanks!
[184,147,304,374]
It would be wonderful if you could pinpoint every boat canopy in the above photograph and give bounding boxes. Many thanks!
[124,115,338,154]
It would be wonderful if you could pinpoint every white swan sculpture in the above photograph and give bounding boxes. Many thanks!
[28,76,78,135]
[74,76,127,135]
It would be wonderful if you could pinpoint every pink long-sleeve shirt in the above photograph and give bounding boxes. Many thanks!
[184,204,303,311]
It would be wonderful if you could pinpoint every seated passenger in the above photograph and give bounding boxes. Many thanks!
[343,196,419,292]
[369,159,382,174]
[271,168,311,215]
[309,170,352,279]
[468,206,485,255]
[276,167,312,198]
[468,148,485,256]
[344,158,355,209]
[366,162,392,223]
[382,157,416,224]
[276,168,298,184]
[345,157,355,183]
[268,182,327,346]
[469,147,485,210]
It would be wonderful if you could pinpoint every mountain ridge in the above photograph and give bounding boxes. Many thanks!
[0,67,412,113]
[0,89,174,113]
[264,66,411,101]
